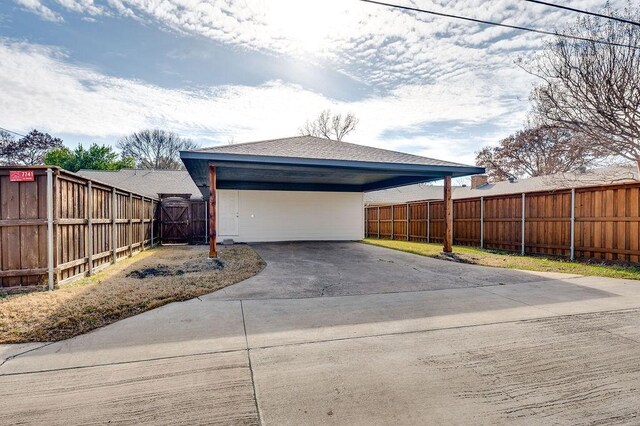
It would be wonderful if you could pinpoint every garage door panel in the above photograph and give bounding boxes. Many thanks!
[217,190,363,242]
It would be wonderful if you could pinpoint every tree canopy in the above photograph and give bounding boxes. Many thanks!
[525,4,640,170]
[299,110,359,141]
[44,144,135,172]
[476,125,606,181]
[0,129,63,166]
[117,129,198,170]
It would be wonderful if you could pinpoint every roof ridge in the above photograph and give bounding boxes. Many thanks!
[196,135,470,168]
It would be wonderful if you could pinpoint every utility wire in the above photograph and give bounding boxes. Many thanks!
[0,126,26,138]
[359,0,639,49]
[523,0,640,27]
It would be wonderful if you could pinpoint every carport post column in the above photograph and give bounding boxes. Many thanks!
[209,165,217,258]
[443,175,453,253]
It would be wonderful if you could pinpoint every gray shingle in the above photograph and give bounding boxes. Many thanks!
[77,169,202,199]
[365,166,639,204]
[193,136,472,167]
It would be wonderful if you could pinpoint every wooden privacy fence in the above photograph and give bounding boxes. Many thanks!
[366,181,640,264]
[0,167,160,293]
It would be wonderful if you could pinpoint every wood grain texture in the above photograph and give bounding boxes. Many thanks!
[366,182,640,264]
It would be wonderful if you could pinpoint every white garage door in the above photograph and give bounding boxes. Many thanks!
[217,190,364,242]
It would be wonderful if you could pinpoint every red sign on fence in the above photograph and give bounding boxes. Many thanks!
[9,170,35,182]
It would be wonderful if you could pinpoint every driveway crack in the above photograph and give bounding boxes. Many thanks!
[240,300,263,426]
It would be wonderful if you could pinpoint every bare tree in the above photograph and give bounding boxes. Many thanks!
[299,109,359,141]
[0,129,63,166]
[523,4,640,171]
[476,125,606,181]
[117,129,198,169]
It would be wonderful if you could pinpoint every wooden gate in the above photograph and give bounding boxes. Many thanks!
[160,197,191,244]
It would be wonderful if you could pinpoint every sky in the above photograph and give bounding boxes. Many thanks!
[0,0,626,165]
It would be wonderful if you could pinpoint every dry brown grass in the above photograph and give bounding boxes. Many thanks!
[0,245,265,344]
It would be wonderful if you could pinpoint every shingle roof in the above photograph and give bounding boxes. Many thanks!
[365,166,639,204]
[192,135,471,168]
[77,169,202,199]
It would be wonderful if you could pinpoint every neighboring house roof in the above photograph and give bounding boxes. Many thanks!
[77,169,202,199]
[365,184,457,204]
[190,135,470,168]
[365,166,639,204]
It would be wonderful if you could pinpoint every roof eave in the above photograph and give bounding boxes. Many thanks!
[180,151,485,176]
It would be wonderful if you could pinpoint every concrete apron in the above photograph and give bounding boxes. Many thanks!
[2,275,640,375]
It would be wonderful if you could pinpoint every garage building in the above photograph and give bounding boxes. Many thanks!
[180,136,483,257]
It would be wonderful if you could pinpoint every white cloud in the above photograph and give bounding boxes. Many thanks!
[14,0,63,22]
[0,39,531,164]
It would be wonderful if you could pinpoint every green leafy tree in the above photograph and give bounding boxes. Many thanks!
[44,144,135,172]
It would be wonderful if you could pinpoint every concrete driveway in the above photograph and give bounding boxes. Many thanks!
[2,242,640,425]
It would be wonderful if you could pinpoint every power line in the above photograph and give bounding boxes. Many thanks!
[359,0,639,49]
[523,0,640,27]
[0,126,26,138]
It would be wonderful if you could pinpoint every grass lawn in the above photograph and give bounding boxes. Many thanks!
[0,245,265,344]
[363,238,640,280]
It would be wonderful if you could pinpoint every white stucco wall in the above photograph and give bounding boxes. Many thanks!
[217,190,364,242]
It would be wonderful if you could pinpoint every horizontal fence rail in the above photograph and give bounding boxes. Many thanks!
[366,181,640,264]
[0,167,160,292]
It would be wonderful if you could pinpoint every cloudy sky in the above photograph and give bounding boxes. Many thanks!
[0,0,624,164]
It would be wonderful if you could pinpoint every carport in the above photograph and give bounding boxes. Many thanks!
[180,136,484,257]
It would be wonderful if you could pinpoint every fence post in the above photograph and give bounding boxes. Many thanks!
[521,193,526,256]
[204,200,208,245]
[128,193,133,256]
[426,201,430,243]
[112,188,117,263]
[140,197,145,251]
[150,201,155,247]
[364,207,368,238]
[570,188,576,260]
[390,206,394,240]
[46,168,54,291]
[406,203,410,241]
[377,206,380,239]
[87,181,93,276]
[480,196,484,249]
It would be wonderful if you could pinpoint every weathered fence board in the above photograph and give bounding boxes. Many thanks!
[366,181,640,264]
[0,167,160,292]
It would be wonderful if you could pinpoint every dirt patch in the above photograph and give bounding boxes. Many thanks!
[0,245,264,343]
[126,258,227,279]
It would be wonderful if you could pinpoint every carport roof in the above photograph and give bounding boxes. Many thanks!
[181,136,484,195]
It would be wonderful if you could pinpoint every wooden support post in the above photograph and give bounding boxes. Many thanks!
[521,193,526,256]
[426,201,430,243]
[390,206,394,240]
[87,181,93,275]
[46,168,55,291]
[377,206,380,238]
[128,192,133,257]
[443,176,453,253]
[570,188,576,260]
[480,196,484,249]
[406,203,410,241]
[209,165,217,258]
[112,188,117,263]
